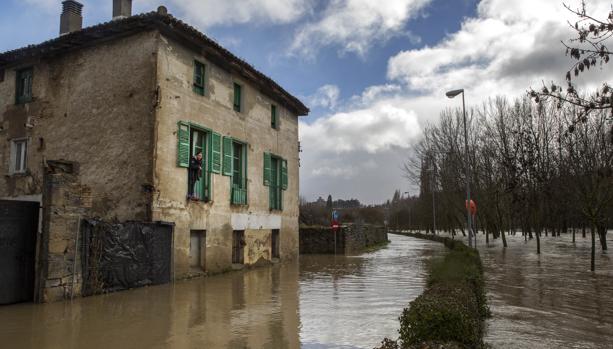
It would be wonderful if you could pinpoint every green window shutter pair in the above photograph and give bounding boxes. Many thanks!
[178,122,221,173]
[263,153,288,190]
[193,61,205,95]
[222,136,233,176]
[177,121,191,168]
[233,83,242,112]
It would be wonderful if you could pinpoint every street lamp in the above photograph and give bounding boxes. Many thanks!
[446,88,473,248]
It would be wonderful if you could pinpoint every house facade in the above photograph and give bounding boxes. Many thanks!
[0,0,308,301]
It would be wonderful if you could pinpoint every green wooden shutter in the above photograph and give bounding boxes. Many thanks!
[233,83,241,112]
[209,132,221,174]
[177,121,190,168]
[193,61,205,95]
[271,105,277,129]
[281,159,288,190]
[263,152,271,186]
[222,136,233,176]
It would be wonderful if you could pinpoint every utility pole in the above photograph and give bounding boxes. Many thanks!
[446,89,472,248]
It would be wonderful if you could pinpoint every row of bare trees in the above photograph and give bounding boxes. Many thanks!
[404,96,612,270]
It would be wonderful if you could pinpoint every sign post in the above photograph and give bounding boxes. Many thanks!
[331,210,340,255]
[465,200,477,246]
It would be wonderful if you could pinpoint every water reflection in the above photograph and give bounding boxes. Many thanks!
[0,235,443,349]
[468,232,613,349]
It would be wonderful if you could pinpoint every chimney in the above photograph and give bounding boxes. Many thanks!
[113,0,132,19]
[59,0,83,36]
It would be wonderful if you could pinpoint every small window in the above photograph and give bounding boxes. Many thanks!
[10,139,27,174]
[16,67,33,104]
[233,83,242,112]
[271,104,278,129]
[193,60,205,96]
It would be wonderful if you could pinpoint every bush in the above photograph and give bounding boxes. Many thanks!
[390,232,489,348]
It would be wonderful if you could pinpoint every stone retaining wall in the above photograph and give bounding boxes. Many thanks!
[299,224,388,255]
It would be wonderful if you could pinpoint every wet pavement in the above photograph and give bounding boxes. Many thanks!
[461,231,613,349]
[0,234,445,349]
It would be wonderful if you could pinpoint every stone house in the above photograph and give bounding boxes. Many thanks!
[0,0,308,302]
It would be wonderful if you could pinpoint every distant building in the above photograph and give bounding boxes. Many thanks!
[0,0,308,302]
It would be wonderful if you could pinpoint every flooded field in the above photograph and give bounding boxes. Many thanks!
[0,234,444,349]
[475,232,613,348]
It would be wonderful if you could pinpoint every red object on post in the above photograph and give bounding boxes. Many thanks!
[331,220,340,231]
[465,199,477,216]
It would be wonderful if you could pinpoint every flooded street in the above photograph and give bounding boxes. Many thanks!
[0,234,444,349]
[475,232,613,348]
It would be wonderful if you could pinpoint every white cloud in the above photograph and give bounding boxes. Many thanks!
[306,84,341,110]
[300,102,421,154]
[161,0,314,28]
[300,0,613,203]
[351,84,402,106]
[387,0,613,99]
[290,0,431,58]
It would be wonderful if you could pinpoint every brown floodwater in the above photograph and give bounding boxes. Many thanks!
[0,234,444,349]
[473,231,613,348]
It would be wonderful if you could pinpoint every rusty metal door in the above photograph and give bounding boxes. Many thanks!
[0,200,39,305]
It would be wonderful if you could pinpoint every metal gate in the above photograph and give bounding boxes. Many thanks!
[0,200,39,305]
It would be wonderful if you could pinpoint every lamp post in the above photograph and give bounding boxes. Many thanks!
[446,89,472,248]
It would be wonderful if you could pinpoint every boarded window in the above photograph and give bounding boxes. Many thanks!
[272,229,280,259]
[232,230,245,264]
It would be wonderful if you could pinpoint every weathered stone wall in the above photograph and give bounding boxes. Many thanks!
[0,31,158,221]
[151,33,300,277]
[37,160,90,302]
[299,225,388,255]
[299,226,343,254]
[343,224,389,255]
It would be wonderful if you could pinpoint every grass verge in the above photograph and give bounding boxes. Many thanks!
[375,232,489,349]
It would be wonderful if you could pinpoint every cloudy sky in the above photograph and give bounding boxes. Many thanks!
[1,0,611,204]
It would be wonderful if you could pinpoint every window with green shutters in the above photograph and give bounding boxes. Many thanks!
[264,153,287,210]
[233,83,242,112]
[176,122,212,201]
[223,136,247,205]
[15,67,33,104]
[271,105,277,129]
[193,60,205,95]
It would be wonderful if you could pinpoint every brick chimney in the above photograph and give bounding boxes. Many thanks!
[113,0,132,19]
[59,0,83,36]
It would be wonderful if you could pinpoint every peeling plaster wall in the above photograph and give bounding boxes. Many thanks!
[152,34,300,277]
[0,31,158,221]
